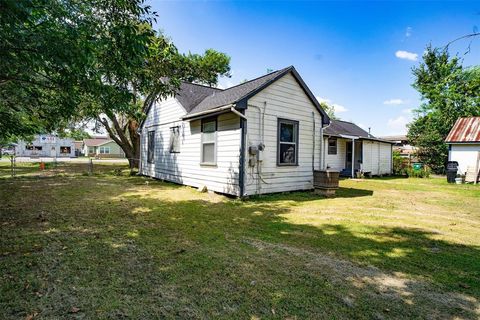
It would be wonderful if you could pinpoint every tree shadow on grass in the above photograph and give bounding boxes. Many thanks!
[112,192,480,319]
[1,177,479,319]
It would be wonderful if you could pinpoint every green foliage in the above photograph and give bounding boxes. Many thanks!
[392,151,406,175]
[408,46,480,173]
[60,129,91,141]
[0,0,156,140]
[403,166,431,178]
[319,101,338,120]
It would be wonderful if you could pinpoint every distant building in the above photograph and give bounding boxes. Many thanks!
[380,135,416,158]
[445,117,480,176]
[82,137,125,158]
[15,134,75,158]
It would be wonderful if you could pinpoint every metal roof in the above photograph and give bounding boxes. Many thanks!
[445,117,480,143]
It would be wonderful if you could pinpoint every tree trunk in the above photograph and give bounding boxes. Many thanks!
[98,115,141,170]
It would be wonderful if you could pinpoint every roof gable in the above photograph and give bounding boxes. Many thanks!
[445,117,480,143]
[141,66,330,128]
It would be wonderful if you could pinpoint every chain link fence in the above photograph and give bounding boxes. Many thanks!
[1,156,137,179]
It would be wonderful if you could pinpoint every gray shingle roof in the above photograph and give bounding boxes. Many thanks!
[324,120,373,138]
[175,82,222,113]
[186,66,292,115]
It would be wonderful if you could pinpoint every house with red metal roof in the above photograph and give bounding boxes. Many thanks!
[445,117,480,179]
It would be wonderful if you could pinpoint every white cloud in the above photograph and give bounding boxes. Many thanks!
[383,98,405,105]
[332,104,348,113]
[395,50,418,61]
[405,27,412,38]
[316,96,348,114]
[402,108,413,114]
[387,115,409,133]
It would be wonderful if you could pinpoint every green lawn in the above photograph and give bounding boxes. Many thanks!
[1,164,479,319]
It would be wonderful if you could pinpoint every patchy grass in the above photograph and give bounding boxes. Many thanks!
[0,164,479,319]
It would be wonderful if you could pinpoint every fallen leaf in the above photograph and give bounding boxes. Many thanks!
[70,307,80,313]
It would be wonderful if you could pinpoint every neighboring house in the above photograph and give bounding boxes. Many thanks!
[380,135,417,158]
[445,117,480,175]
[74,141,84,157]
[139,66,330,197]
[15,134,75,158]
[323,120,393,177]
[83,137,125,158]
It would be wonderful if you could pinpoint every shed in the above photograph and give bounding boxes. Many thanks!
[445,117,480,178]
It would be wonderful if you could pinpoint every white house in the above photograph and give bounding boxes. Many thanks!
[139,66,393,196]
[15,134,75,158]
[323,120,393,177]
[139,66,331,196]
[445,117,480,177]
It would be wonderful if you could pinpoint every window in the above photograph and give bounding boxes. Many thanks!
[277,118,299,166]
[169,126,181,153]
[147,130,155,163]
[60,146,71,154]
[201,118,217,165]
[328,138,337,155]
[26,145,42,151]
[99,146,110,154]
[88,147,95,154]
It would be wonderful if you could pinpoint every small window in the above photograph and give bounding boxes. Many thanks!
[328,138,337,155]
[60,146,71,154]
[26,145,33,150]
[277,118,299,166]
[147,130,155,163]
[169,126,181,153]
[99,146,110,154]
[201,118,217,165]
[88,147,95,154]
[33,146,42,151]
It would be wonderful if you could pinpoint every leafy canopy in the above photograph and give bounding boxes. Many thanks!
[408,46,480,172]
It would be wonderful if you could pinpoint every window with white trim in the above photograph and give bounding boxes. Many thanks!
[328,138,337,155]
[169,126,181,153]
[277,118,299,166]
[201,118,216,165]
[99,146,110,154]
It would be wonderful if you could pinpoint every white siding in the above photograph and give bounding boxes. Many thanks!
[140,97,242,196]
[362,140,392,175]
[323,137,347,171]
[244,73,323,195]
[449,144,480,174]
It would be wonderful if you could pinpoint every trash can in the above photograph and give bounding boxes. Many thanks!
[446,161,458,183]
[412,163,423,171]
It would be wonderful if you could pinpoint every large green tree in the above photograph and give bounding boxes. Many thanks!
[1,0,231,168]
[408,46,480,172]
[0,0,155,138]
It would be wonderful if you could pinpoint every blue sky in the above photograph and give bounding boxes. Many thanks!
[150,1,480,136]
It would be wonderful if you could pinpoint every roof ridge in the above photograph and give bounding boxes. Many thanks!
[221,66,293,92]
[182,81,223,91]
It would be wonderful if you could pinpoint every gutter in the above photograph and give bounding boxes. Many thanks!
[181,104,235,121]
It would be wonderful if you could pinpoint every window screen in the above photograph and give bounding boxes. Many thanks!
[169,126,181,153]
[201,118,216,165]
[147,131,155,163]
[277,119,299,165]
[328,138,337,155]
